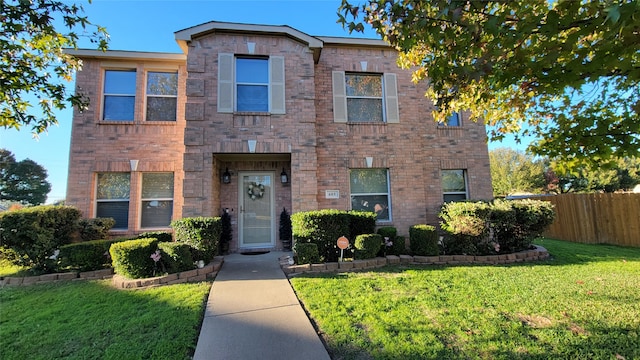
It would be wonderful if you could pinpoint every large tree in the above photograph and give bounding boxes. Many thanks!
[489,147,546,197]
[545,156,640,193]
[0,149,51,205]
[338,0,640,171]
[1,0,108,135]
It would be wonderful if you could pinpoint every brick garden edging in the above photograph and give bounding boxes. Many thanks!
[111,256,224,289]
[281,245,550,276]
[1,256,224,288]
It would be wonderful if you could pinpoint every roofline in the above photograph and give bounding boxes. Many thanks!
[64,49,186,62]
[316,36,390,48]
[175,21,323,52]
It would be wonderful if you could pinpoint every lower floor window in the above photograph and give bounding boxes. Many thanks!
[96,173,130,229]
[141,173,174,228]
[442,169,468,202]
[350,169,391,221]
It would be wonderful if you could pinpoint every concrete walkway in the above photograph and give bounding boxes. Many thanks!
[193,251,331,360]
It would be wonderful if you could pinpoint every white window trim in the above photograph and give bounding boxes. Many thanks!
[95,172,131,230]
[332,71,399,123]
[144,70,178,122]
[234,56,270,113]
[438,112,462,127]
[345,72,386,123]
[102,69,136,122]
[349,168,392,222]
[139,172,174,229]
[217,53,286,114]
[442,169,469,201]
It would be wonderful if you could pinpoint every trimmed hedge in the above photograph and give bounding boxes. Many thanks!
[109,238,159,279]
[0,205,81,272]
[77,217,115,242]
[157,242,195,274]
[58,238,126,272]
[354,234,382,259]
[439,199,555,255]
[293,242,320,264]
[409,225,439,256]
[171,217,221,262]
[347,211,377,242]
[291,209,377,262]
[134,231,173,243]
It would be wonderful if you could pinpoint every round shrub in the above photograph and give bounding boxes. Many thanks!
[171,217,221,262]
[293,242,320,264]
[409,224,439,256]
[0,205,81,272]
[134,231,173,243]
[109,238,159,279]
[354,234,382,259]
[291,210,350,262]
[157,242,195,274]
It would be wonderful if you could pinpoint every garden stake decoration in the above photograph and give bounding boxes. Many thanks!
[337,236,349,262]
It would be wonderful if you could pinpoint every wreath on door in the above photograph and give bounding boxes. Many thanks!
[247,182,265,200]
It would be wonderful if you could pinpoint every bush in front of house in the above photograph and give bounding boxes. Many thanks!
[354,234,383,259]
[109,238,159,279]
[0,205,81,273]
[291,209,379,262]
[439,201,492,255]
[134,231,173,243]
[490,198,556,253]
[57,238,127,272]
[293,242,320,264]
[439,199,555,255]
[157,242,195,273]
[409,224,439,256]
[347,211,377,242]
[291,209,350,262]
[77,217,116,242]
[171,217,221,262]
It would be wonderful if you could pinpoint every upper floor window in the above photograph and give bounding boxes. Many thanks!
[96,172,130,229]
[236,58,269,112]
[345,73,383,122]
[332,71,399,124]
[103,70,136,121]
[442,169,468,202]
[350,169,391,222]
[438,112,461,127]
[141,172,174,228]
[146,71,178,121]
[217,53,285,114]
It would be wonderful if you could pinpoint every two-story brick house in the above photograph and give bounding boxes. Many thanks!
[66,21,492,252]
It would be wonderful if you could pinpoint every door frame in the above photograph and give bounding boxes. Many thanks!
[238,171,276,249]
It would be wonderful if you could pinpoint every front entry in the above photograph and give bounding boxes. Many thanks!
[239,172,275,249]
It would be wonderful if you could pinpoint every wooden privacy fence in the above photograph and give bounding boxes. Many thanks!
[529,193,640,247]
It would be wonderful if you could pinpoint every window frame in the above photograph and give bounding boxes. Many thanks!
[234,56,270,113]
[438,112,462,127]
[145,70,178,122]
[441,169,469,202]
[344,72,385,123]
[349,168,392,222]
[102,69,136,121]
[95,172,131,230]
[139,172,174,229]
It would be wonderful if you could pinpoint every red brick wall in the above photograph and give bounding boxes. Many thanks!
[66,58,186,236]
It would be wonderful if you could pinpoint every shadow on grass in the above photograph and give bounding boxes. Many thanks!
[0,280,210,360]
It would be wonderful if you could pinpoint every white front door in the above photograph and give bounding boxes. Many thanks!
[239,172,275,249]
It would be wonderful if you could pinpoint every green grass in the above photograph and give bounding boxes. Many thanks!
[290,239,640,360]
[0,280,211,360]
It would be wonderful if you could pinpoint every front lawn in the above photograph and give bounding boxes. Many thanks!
[290,239,640,360]
[0,280,210,360]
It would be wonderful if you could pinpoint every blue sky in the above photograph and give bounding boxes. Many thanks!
[0,0,527,203]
